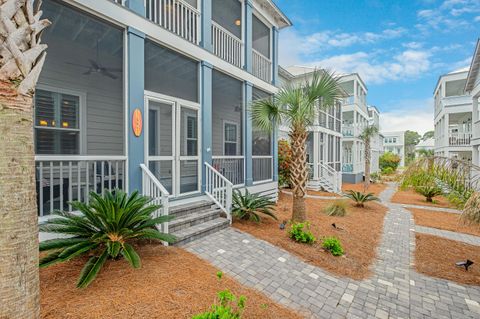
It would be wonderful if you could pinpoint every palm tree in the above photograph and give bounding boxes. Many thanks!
[0,1,50,317]
[251,70,343,222]
[359,125,379,191]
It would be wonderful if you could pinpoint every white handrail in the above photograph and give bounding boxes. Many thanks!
[204,162,233,224]
[252,49,272,82]
[212,21,243,68]
[317,162,342,193]
[140,164,170,239]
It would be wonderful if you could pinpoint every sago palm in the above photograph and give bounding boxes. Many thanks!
[39,190,175,288]
[0,0,51,317]
[359,125,379,191]
[232,190,277,222]
[344,190,379,208]
[251,70,343,222]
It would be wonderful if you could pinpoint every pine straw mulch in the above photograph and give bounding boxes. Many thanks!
[40,244,301,319]
[408,208,480,237]
[306,183,387,197]
[415,233,480,285]
[391,188,456,208]
[233,193,388,280]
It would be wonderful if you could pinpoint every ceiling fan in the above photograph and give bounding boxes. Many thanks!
[66,40,121,79]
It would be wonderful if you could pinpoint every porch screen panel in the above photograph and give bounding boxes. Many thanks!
[212,0,242,39]
[212,70,243,156]
[145,40,199,103]
[39,0,124,155]
[253,15,270,58]
[252,88,272,156]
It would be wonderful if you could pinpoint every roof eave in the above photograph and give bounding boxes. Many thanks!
[465,39,480,93]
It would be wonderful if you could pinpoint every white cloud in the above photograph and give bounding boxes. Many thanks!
[416,0,480,33]
[302,49,432,84]
[475,16,480,21]
[380,98,434,135]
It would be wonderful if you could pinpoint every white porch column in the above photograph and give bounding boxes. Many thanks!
[444,113,449,148]
[472,97,478,123]
[313,132,319,180]
[473,97,479,166]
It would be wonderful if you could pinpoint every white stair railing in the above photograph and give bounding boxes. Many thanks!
[140,164,170,236]
[317,162,342,193]
[205,162,233,224]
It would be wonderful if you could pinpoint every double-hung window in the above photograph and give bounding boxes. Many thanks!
[34,89,81,155]
[185,115,198,156]
[224,122,238,155]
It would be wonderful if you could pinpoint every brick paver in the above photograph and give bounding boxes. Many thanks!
[415,225,480,246]
[184,183,480,318]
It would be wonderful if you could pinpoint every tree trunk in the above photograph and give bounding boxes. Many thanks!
[364,139,371,192]
[0,81,39,319]
[289,126,308,222]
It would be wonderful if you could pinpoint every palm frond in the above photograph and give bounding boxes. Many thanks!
[121,243,141,268]
[39,237,87,251]
[232,190,277,222]
[77,249,109,288]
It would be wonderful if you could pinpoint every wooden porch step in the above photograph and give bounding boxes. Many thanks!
[171,217,229,246]
[169,208,223,233]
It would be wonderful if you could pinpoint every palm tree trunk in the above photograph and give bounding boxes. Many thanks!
[289,127,308,222]
[364,139,371,191]
[0,81,39,319]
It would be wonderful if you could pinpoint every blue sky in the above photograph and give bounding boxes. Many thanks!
[275,0,480,134]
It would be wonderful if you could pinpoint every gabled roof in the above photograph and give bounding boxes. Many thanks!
[255,0,292,29]
[466,38,480,93]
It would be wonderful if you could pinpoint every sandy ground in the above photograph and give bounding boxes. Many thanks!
[391,189,456,208]
[408,208,480,237]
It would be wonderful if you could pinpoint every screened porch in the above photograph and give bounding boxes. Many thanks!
[35,0,126,216]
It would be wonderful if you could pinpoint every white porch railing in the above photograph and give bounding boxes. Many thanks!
[449,132,472,146]
[342,162,363,173]
[212,156,244,186]
[35,156,127,216]
[140,164,170,236]
[317,162,342,193]
[212,21,243,68]
[145,0,200,44]
[252,156,273,182]
[252,49,272,83]
[205,162,233,224]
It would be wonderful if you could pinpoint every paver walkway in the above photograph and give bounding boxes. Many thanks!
[415,225,480,246]
[185,183,480,318]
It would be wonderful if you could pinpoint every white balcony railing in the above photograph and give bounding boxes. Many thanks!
[205,162,233,224]
[252,49,272,83]
[140,163,170,237]
[252,156,273,183]
[449,132,472,146]
[212,22,243,68]
[145,0,200,44]
[342,125,355,137]
[35,156,127,217]
[342,162,363,173]
[212,156,244,186]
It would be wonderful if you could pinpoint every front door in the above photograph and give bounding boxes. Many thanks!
[145,94,200,197]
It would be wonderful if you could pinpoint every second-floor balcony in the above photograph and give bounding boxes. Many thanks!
[449,132,472,146]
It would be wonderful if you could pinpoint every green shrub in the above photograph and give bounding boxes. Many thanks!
[381,167,394,175]
[322,237,344,256]
[344,190,379,208]
[370,172,381,183]
[380,152,401,172]
[39,190,175,288]
[232,190,277,222]
[192,272,246,319]
[414,184,443,202]
[288,222,316,244]
[323,200,348,216]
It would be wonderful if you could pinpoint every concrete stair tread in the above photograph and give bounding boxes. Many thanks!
[172,217,229,243]
[169,208,222,227]
[169,200,214,215]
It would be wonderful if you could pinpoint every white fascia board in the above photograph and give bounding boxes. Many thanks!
[68,0,278,94]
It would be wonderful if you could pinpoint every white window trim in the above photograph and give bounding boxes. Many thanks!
[184,114,198,156]
[35,84,87,155]
[223,120,240,156]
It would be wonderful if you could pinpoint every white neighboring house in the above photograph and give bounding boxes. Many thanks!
[382,131,406,167]
[465,39,480,166]
[368,106,382,174]
[339,74,369,184]
[278,66,343,193]
[415,138,435,156]
[433,68,473,162]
